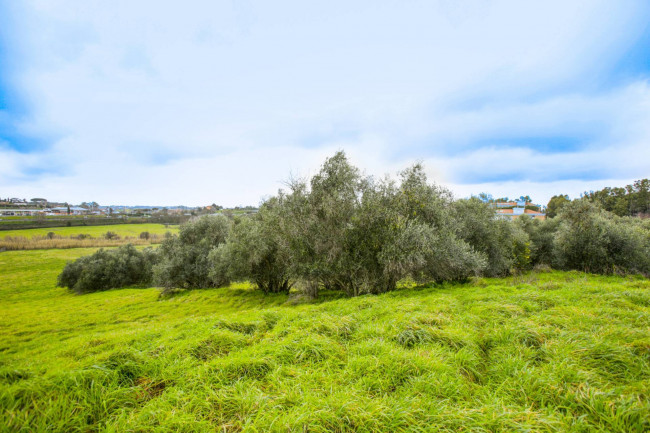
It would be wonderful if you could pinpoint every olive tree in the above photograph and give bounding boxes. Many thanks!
[514,216,559,267]
[272,152,365,297]
[274,152,486,296]
[452,197,531,276]
[210,198,292,294]
[553,200,650,275]
[372,165,486,289]
[154,215,231,292]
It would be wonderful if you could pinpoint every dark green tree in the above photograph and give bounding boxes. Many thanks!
[57,245,158,294]
[546,195,569,218]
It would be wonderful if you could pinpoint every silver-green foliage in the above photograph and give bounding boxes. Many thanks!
[57,244,158,294]
[553,200,650,275]
[452,197,530,276]
[153,215,231,291]
[227,151,488,296]
[210,199,292,294]
[514,215,559,267]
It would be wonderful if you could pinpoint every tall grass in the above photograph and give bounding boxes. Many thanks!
[0,223,178,240]
[0,233,165,250]
[0,223,178,250]
[0,249,648,432]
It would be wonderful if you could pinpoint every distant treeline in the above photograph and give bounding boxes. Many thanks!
[583,179,650,217]
[546,179,650,219]
[58,152,650,295]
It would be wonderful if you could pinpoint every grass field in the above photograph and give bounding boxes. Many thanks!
[0,223,178,240]
[0,224,179,250]
[0,249,649,432]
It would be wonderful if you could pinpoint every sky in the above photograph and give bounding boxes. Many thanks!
[1,0,649,207]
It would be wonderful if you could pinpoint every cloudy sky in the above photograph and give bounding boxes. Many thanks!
[1,1,649,207]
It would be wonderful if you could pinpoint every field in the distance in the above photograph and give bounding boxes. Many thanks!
[0,223,180,250]
[0,223,178,239]
[0,248,648,432]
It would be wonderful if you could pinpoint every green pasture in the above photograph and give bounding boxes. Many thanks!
[0,249,648,432]
[0,223,178,239]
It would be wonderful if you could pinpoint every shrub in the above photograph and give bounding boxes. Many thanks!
[139,231,150,240]
[350,167,485,292]
[452,198,531,276]
[211,200,292,294]
[553,200,650,275]
[154,215,231,291]
[104,231,119,240]
[57,244,159,294]
[515,216,559,267]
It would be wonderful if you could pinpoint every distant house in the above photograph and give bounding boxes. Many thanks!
[51,207,91,215]
[496,207,546,220]
[0,208,47,216]
[494,201,538,209]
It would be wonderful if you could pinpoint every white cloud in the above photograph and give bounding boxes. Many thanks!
[2,0,649,206]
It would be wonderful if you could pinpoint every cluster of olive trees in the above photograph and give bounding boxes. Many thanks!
[59,152,649,296]
[512,200,650,275]
[211,153,648,296]
[204,151,533,297]
[550,201,649,274]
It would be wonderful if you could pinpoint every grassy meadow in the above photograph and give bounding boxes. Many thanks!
[0,224,178,250]
[0,248,649,432]
[0,223,178,239]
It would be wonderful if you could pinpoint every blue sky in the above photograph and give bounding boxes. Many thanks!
[1,0,649,206]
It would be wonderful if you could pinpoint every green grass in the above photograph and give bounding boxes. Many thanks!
[0,249,648,432]
[0,223,178,240]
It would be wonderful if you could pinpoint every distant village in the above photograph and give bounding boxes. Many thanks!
[0,196,544,220]
[0,197,258,218]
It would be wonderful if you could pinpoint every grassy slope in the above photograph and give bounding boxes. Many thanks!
[0,223,178,239]
[0,250,649,432]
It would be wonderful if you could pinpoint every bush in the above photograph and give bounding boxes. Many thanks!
[358,169,485,290]
[104,231,119,240]
[515,216,559,267]
[57,244,159,294]
[139,231,150,240]
[452,198,531,276]
[211,201,292,294]
[154,215,231,291]
[553,200,650,275]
